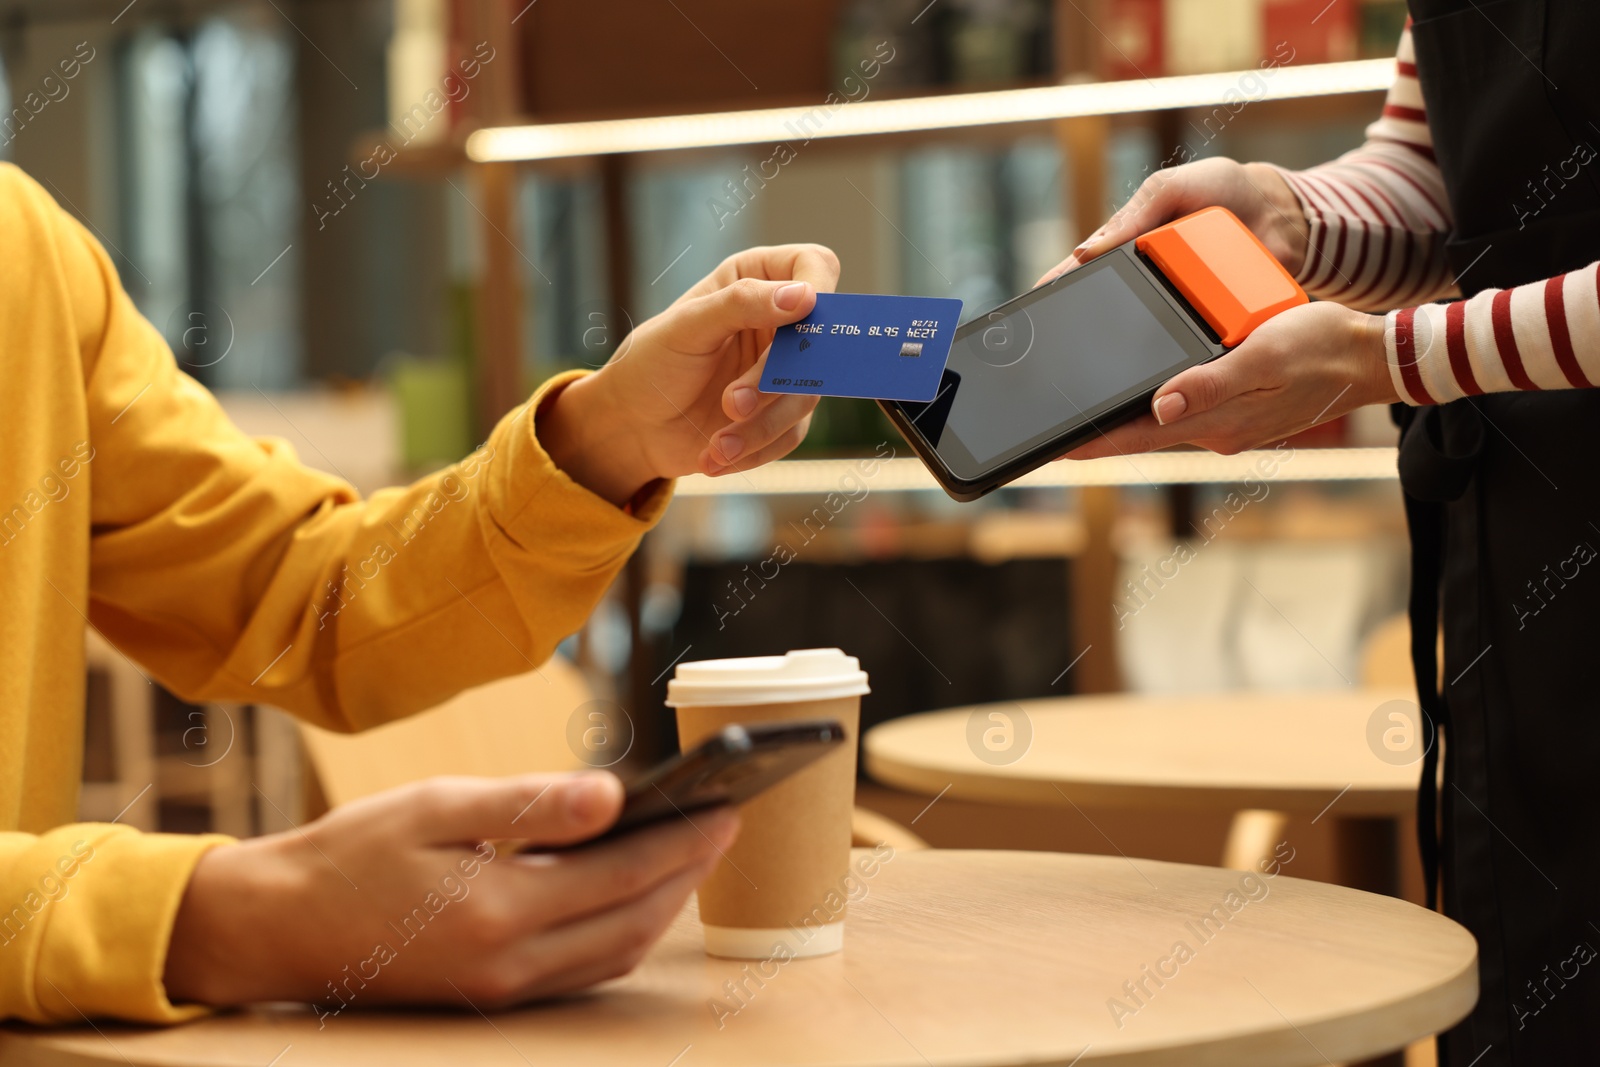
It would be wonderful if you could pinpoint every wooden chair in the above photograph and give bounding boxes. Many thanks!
[850,805,928,851]
[1362,613,1415,690]
[79,630,159,830]
[297,661,591,808]
[1229,613,1440,1067]
[1361,612,1444,691]
[81,629,265,836]
[296,660,925,851]
[157,703,255,837]
[1220,613,1433,875]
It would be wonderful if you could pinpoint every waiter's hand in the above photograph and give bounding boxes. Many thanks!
[540,244,840,506]
[1062,301,1399,460]
[1036,158,1310,285]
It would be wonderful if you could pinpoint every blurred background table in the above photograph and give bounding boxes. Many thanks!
[864,689,1422,900]
[0,850,1475,1067]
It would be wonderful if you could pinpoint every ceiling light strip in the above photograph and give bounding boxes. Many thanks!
[467,59,1393,163]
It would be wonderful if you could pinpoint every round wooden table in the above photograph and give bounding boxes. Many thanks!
[865,688,1424,898]
[864,690,1422,817]
[864,690,1434,1067]
[1,850,1476,1067]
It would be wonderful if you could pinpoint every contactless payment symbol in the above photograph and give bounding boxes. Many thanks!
[798,337,812,352]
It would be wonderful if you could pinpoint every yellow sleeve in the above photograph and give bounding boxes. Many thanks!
[0,166,668,1024]
[52,176,669,729]
[0,826,231,1023]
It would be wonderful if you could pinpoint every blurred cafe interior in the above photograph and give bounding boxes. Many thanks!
[3,0,1458,1063]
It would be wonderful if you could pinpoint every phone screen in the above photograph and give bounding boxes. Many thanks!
[900,249,1217,480]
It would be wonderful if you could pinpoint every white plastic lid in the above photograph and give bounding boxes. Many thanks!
[665,649,870,707]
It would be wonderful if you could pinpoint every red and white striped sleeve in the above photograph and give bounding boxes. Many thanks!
[1269,22,1456,314]
[1389,262,1600,404]
[1267,24,1600,406]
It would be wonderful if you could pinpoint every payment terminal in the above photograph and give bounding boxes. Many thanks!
[880,207,1308,501]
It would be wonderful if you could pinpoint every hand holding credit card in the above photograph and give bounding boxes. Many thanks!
[760,293,964,402]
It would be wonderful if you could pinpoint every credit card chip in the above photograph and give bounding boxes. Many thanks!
[899,342,923,358]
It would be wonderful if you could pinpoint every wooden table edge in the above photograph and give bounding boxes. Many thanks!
[863,747,1418,818]
[0,950,1480,1067]
[1066,970,1474,1067]
[0,851,1479,1067]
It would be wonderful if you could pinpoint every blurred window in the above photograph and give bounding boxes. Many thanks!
[629,159,754,318]
[519,172,608,377]
[515,160,755,377]
[899,137,1064,320]
[119,9,301,389]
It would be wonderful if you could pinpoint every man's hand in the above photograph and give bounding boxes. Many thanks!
[1063,302,1397,460]
[540,244,841,505]
[1036,158,1310,285]
[163,773,738,1011]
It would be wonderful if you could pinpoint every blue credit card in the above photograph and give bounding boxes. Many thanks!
[761,293,964,402]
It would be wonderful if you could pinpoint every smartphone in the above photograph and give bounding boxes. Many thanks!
[553,720,847,848]
[880,208,1305,501]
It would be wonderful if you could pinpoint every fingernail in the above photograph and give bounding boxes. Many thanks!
[732,386,757,417]
[716,434,743,462]
[564,774,614,823]
[1153,393,1188,425]
[774,282,807,310]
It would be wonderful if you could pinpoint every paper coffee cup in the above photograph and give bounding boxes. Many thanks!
[666,649,869,960]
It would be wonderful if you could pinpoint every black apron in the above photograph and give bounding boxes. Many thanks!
[1401,2,1600,1063]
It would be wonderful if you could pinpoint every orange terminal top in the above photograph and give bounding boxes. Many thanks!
[1134,206,1307,347]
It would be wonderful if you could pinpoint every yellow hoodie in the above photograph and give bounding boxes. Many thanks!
[0,164,667,1024]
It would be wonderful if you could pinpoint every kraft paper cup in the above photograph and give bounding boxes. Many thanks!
[666,649,869,960]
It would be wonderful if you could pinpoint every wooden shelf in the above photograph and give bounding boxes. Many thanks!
[672,447,1399,497]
